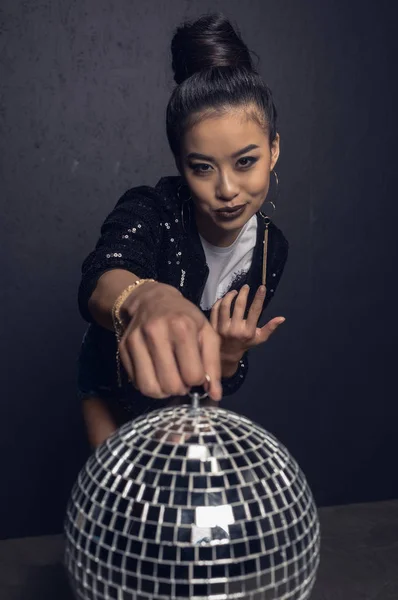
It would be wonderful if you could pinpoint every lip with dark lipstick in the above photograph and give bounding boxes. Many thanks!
[215,203,247,219]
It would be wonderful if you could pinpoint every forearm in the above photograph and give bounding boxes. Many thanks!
[78,186,163,323]
[88,269,141,331]
[88,270,181,332]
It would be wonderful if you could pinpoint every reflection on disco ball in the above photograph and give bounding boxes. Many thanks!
[64,399,320,599]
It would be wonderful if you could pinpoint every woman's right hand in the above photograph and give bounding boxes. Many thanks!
[118,282,223,401]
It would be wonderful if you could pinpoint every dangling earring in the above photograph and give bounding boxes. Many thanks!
[260,170,279,286]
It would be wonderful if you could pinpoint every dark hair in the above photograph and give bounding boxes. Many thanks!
[166,13,278,158]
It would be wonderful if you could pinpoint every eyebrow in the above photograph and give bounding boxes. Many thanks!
[187,144,260,162]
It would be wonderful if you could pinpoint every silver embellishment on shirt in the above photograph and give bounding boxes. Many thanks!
[180,269,186,288]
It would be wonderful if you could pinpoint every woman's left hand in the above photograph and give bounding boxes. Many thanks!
[210,284,285,364]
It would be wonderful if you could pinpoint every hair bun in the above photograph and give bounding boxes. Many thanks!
[171,13,254,85]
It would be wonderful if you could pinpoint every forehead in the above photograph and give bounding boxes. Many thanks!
[182,107,267,155]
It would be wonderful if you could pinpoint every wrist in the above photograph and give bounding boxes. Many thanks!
[120,279,157,319]
[114,280,152,323]
[121,281,182,321]
[221,354,243,378]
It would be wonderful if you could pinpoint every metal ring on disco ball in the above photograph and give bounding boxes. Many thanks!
[189,390,208,411]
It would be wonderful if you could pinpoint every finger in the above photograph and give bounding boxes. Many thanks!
[170,317,210,389]
[119,337,135,383]
[210,298,222,330]
[255,317,286,345]
[145,321,193,396]
[246,285,267,331]
[144,322,191,396]
[199,325,222,401]
[219,290,238,329]
[232,284,250,322]
[126,329,169,399]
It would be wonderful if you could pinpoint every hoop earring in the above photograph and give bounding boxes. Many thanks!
[259,170,279,220]
[260,170,279,286]
[180,196,192,234]
[177,182,192,234]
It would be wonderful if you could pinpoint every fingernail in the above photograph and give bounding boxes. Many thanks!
[259,285,266,294]
[277,317,286,324]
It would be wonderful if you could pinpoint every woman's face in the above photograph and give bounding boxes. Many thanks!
[179,106,280,246]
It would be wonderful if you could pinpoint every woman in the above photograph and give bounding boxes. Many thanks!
[78,13,289,448]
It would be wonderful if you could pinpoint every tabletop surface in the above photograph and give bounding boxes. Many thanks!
[1,499,397,600]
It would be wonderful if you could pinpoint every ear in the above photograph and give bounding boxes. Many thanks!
[270,133,280,171]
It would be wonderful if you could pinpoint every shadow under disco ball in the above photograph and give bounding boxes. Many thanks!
[64,393,321,600]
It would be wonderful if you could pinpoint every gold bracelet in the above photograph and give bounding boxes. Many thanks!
[112,278,156,386]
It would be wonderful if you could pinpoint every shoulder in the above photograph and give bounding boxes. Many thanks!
[269,219,289,252]
[154,175,186,211]
[114,175,184,214]
[116,175,181,204]
[269,220,289,271]
[154,175,183,197]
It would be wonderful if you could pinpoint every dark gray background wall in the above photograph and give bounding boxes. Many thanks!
[1,0,396,540]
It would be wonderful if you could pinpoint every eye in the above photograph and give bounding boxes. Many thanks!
[237,156,258,169]
[190,163,213,175]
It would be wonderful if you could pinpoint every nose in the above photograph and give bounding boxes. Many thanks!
[215,173,240,201]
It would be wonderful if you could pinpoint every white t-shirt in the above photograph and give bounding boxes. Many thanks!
[199,214,258,310]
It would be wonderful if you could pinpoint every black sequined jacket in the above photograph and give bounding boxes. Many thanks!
[77,176,288,416]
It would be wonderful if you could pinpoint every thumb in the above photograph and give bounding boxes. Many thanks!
[198,324,222,401]
[210,298,221,330]
[255,317,285,345]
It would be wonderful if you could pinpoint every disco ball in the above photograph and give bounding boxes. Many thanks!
[64,396,320,599]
